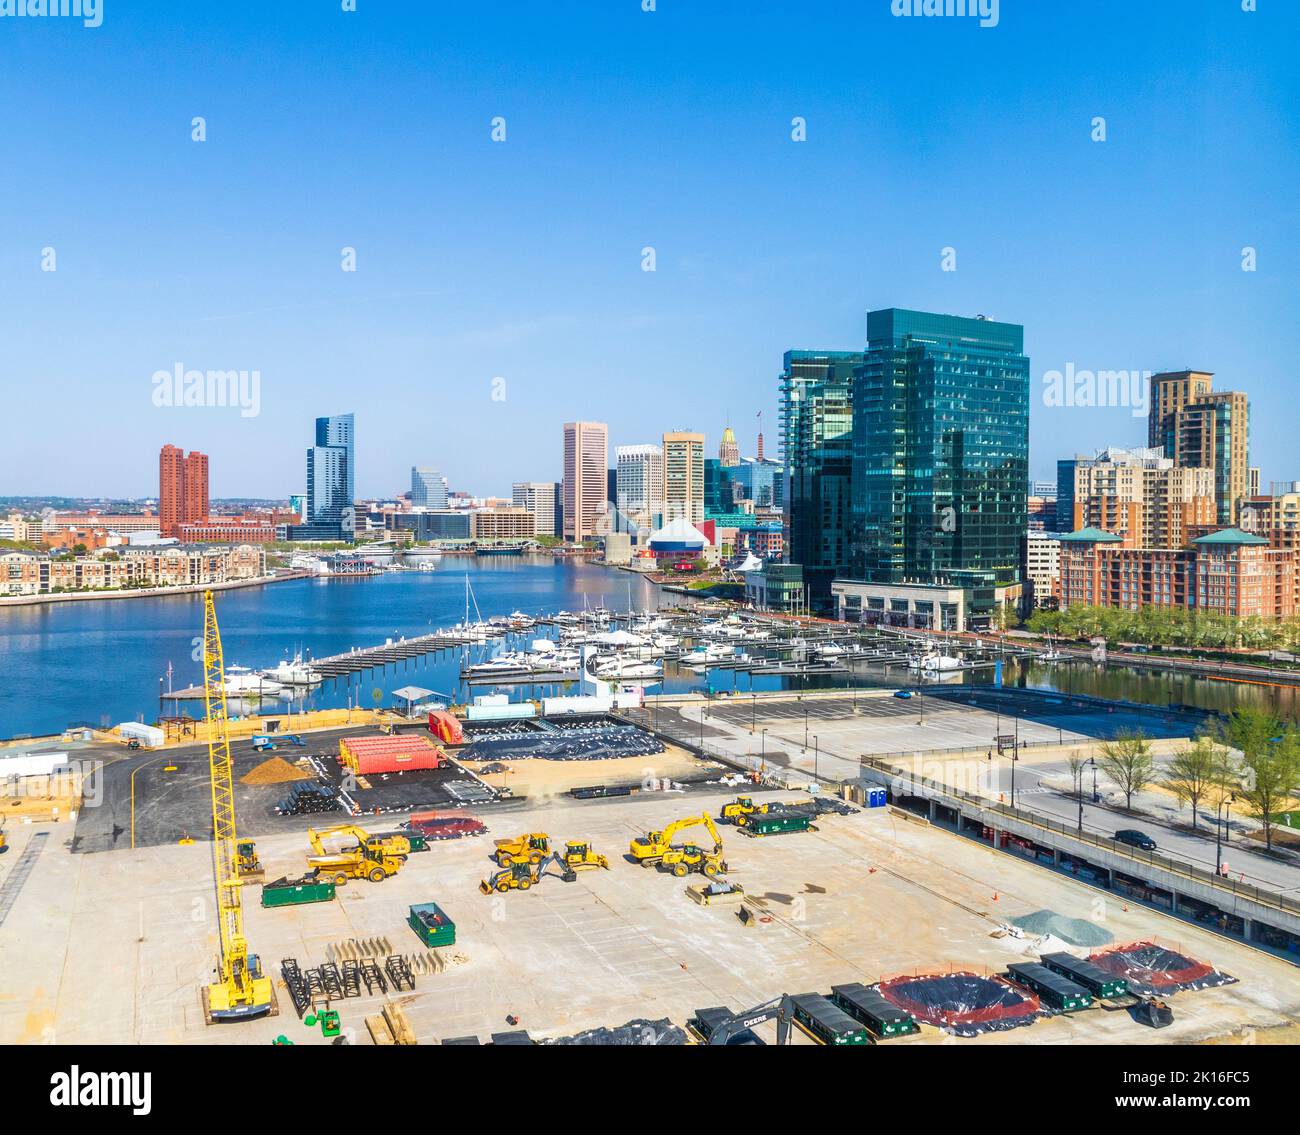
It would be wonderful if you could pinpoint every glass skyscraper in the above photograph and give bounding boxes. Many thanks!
[306,412,355,538]
[850,309,1029,593]
[780,350,864,603]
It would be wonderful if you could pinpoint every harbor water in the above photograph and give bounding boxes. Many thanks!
[1,555,1297,740]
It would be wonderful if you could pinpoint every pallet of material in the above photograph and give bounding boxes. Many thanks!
[366,1015,396,1046]
[383,1001,419,1045]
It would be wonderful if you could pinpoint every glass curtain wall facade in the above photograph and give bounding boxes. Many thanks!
[781,350,864,605]
[850,310,1028,594]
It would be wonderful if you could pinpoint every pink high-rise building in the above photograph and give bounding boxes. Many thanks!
[563,421,609,541]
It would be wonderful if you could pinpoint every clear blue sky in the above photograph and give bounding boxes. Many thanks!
[1,0,1296,499]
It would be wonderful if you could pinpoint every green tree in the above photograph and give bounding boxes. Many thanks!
[1097,730,1156,811]
[1218,708,1300,852]
[1162,736,1229,830]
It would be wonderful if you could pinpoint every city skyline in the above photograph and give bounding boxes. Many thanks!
[2,3,1295,498]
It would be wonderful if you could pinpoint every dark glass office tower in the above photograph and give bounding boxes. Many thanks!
[850,310,1029,592]
[781,350,865,606]
[306,412,355,538]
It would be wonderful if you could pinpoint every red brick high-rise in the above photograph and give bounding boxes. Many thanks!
[159,444,210,537]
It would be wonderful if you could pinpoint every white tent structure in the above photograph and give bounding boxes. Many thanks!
[647,516,708,552]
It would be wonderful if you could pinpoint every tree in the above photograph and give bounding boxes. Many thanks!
[1218,708,1300,853]
[1097,731,1156,811]
[1162,736,1229,830]
[1067,750,1089,830]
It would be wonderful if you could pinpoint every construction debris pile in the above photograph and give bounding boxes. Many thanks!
[876,972,1043,1037]
[463,723,665,762]
[545,1018,687,1045]
[1089,941,1237,996]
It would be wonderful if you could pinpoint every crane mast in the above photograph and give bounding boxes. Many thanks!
[200,589,274,1023]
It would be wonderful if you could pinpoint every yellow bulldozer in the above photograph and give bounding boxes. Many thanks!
[630,813,727,876]
[719,796,809,827]
[556,840,609,874]
[306,824,410,885]
[493,832,552,868]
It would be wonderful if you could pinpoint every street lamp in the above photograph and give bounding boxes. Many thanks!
[760,728,768,776]
[751,692,757,734]
[813,734,820,783]
[1214,793,1237,876]
[1089,756,1099,803]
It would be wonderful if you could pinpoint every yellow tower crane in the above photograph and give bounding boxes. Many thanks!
[200,589,275,1024]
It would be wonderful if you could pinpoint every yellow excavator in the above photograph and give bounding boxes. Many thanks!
[199,590,274,1023]
[306,824,410,884]
[630,813,726,876]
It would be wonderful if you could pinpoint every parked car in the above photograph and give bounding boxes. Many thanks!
[893,689,914,699]
[1114,829,1157,851]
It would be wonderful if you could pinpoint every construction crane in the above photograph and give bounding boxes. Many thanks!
[200,589,274,1023]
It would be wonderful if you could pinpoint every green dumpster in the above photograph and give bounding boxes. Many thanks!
[409,902,456,947]
[261,875,337,908]
[744,812,813,837]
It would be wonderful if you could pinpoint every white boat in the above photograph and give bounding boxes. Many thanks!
[263,654,324,686]
[814,642,846,658]
[593,657,663,680]
[909,652,964,672]
[682,642,736,667]
[223,665,284,695]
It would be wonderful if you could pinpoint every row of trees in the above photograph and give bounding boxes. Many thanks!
[1027,605,1300,653]
[1074,707,1300,852]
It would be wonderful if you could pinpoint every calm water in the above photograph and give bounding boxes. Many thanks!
[1,555,1296,738]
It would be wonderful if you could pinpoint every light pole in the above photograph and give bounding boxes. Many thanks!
[813,735,819,783]
[1075,763,1084,831]
[1214,793,1236,875]
[804,705,810,751]
[751,693,757,734]
[760,728,768,777]
[1089,756,1099,803]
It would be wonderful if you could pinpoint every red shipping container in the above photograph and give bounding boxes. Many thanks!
[340,735,448,774]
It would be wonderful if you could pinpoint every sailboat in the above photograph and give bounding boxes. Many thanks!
[451,575,494,640]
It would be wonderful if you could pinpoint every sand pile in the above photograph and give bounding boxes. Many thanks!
[242,756,311,786]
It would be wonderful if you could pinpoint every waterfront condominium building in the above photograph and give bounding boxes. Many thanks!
[411,466,449,509]
[1148,370,1250,525]
[662,431,705,525]
[1058,527,1295,619]
[780,350,864,605]
[304,412,355,539]
[834,309,1029,631]
[512,481,558,536]
[158,444,209,537]
[615,444,664,529]
[562,421,608,541]
[1070,447,1216,549]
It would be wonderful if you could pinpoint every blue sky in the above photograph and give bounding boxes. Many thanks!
[1,0,1296,499]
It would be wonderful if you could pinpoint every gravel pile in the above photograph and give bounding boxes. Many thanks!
[1012,910,1113,947]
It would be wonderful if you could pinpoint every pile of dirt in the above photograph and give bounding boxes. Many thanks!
[241,756,311,786]
[1012,909,1113,947]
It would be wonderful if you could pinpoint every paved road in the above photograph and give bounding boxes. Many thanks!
[982,756,1300,894]
[670,696,1300,897]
